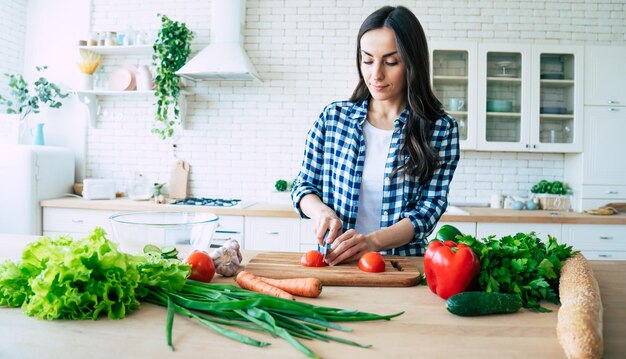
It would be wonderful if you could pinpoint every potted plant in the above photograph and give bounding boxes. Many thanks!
[151,14,194,140]
[270,179,294,203]
[0,66,68,144]
[530,180,571,211]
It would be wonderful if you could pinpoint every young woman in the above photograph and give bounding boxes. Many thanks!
[291,6,460,265]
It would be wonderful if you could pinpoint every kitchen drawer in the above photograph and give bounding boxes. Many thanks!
[244,217,300,252]
[212,215,244,248]
[476,223,561,242]
[43,208,122,236]
[582,185,626,199]
[561,224,626,251]
[579,251,626,261]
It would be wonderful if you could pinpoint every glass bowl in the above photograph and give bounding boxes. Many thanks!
[109,211,219,254]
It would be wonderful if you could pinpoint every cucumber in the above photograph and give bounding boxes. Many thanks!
[143,244,161,253]
[446,291,522,317]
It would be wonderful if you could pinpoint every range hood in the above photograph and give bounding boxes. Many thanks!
[176,0,261,82]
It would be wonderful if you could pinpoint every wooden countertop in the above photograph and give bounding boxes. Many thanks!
[41,197,626,224]
[1,234,625,358]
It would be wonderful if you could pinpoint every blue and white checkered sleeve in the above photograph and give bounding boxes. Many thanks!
[402,116,461,241]
[291,113,326,218]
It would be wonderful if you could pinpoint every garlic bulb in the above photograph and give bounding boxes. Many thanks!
[222,239,243,263]
[210,246,241,277]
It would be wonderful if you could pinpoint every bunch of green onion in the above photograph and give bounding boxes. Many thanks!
[146,281,403,359]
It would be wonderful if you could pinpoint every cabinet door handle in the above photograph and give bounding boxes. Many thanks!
[598,254,612,258]
[606,191,619,194]
[532,144,537,149]
[607,100,620,104]
[599,236,613,240]
[525,144,530,148]
[71,219,84,223]
[265,231,280,235]
[608,108,619,112]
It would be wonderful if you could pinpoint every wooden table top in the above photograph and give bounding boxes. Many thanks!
[41,197,626,224]
[1,234,625,358]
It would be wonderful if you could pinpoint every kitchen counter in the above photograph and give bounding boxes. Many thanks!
[1,234,625,358]
[41,197,626,224]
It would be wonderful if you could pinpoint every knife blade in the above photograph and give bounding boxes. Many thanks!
[320,231,330,261]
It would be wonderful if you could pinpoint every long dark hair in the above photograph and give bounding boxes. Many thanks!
[350,6,443,184]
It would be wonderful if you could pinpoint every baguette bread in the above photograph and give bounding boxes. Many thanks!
[557,253,603,359]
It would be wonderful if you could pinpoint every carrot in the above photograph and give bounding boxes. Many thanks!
[235,271,295,301]
[258,276,323,298]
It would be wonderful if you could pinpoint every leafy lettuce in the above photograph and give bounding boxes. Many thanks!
[0,227,190,320]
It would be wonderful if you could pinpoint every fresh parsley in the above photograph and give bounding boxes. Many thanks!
[459,232,575,312]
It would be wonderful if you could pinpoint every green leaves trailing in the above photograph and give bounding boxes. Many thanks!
[0,227,190,320]
[152,14,194,140]
[458,233,575,312]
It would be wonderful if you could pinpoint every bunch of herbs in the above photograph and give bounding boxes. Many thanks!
[459,232,575,312]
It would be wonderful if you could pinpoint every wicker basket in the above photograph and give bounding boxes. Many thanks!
[537,195,571,211]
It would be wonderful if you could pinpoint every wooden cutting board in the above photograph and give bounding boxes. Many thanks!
[169,160,189,199]
[244,252,421,287]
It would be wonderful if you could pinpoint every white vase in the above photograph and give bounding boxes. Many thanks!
[79,73,94,90]
[0,114,21,144]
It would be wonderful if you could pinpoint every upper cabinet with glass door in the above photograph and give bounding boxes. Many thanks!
[476,44,531,151]
[531,45,583,152]
[430,42,478,150]
[477,43,582,153]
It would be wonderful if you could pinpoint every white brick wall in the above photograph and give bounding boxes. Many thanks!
[0,0,27,93]
[77,0,626,204]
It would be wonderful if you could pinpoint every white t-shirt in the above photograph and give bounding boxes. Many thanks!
[355,120,394,235]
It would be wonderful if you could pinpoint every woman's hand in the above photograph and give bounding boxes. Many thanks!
[324,229,376,266]
[312,207,343,246]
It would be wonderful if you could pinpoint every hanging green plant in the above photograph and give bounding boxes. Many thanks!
[152,14,194,140]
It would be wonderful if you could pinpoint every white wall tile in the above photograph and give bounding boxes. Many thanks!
[4,0,624,205]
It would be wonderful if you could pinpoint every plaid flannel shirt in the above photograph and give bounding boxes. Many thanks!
[291,100,460,256]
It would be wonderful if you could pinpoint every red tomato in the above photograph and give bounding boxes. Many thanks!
[358,252,386,273]
[185,251,216,283]
[300,250,327,267]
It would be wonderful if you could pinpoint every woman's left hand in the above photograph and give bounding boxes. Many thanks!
[324,229,375,266]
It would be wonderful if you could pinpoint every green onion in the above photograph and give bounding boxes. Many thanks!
[146,281,404,358]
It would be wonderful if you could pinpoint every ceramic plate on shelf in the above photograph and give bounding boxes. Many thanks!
[108,68,136,91]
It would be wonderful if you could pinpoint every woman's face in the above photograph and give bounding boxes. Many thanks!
[359,27,406,103]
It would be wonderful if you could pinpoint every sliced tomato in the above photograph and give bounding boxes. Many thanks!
[300,250,327,267]
[185,251,216,283]
[358,252,386,273]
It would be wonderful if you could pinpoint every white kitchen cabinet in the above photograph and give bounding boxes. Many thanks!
[476,44,583,153]
[584,46,626,106]
[430,41,478,150]
[530,45,584,153]
[565,105,626,210]
[244,217,300,252]
[561,224,626,261]
[43,208,123,238]
[299,219,317,252]
[581,107,626,186]
[211,215,244,248]
[476,222,561,242]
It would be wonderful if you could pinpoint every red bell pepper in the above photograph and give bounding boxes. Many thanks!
[424,240,481,300]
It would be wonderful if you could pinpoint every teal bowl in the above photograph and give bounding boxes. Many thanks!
[486,100,513,112]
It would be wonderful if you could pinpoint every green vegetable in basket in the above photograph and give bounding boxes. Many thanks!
[530,180,570,195]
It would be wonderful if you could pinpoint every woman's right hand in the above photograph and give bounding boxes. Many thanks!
[312,207,343,246]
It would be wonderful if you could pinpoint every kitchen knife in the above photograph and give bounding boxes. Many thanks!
[319,231,330,261]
